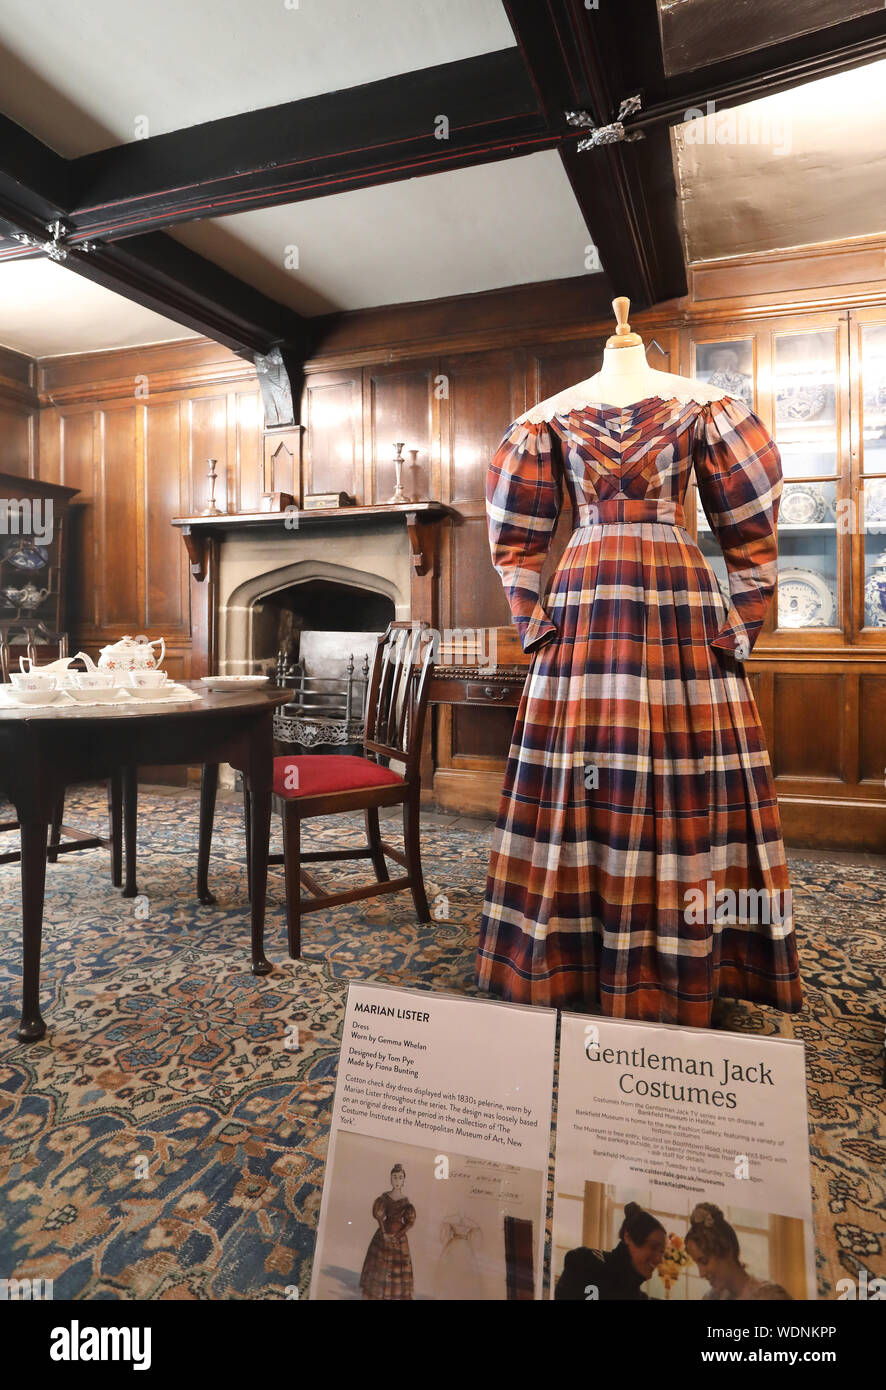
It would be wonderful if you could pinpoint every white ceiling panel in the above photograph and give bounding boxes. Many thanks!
[0,0,516,157]
[170,151,595,315]
[0,258,198,357]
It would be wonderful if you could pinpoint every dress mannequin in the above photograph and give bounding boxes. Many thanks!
[480,292,801,1027]
[518,297,726,422]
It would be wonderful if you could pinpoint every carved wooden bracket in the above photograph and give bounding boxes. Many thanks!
[405,512,437,576]
[180,525,209,582]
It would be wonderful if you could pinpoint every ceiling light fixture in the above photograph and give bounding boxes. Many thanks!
[9,220,97,262]
[566,96,644,149]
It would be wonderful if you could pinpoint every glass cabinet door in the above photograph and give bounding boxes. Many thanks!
[771,328,843,634]
[690,320,848,644]
[691,338,756,603]
[858,320,886,633]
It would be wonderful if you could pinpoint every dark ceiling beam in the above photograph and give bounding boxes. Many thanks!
[0,190,309,359]
[619,2,886,128]
[0,124,69,263]
[503,0,687,310]
[0,113,71,223]
[69,236,312,359]
[64,50,548,242]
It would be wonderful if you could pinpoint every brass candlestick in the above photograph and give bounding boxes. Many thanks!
[200,458,224,516]
[408,448,421,501]
[388,442,408,504]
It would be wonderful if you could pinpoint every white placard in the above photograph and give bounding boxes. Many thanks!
[552,1015,816,1303]
[310,982,556,1300]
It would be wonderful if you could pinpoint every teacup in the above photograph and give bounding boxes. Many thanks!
[126,669,168,690]
[10,672,58,692]
[71,671,116,691]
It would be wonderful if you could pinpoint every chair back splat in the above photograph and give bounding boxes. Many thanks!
[363,622,434,773]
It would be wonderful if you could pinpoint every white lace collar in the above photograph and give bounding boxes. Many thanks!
[517,373,737,425]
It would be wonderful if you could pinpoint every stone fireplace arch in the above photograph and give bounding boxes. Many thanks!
[221,557,409,673]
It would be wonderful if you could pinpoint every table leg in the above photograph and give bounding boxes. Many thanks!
[246,723,273,976]
[18,820,49,1042]
[47,793,64,865]
[243,782,252,902]
[108,770,123,887]
[197,763,219,905]
[248,781,272,976]
[121,765,138,898]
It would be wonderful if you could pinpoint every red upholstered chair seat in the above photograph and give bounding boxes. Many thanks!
[273,754,405,799]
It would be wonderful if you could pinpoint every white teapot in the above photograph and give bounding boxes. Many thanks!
[97,634,166,672]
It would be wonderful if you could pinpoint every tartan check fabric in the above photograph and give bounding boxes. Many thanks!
[479,395,801,1026]
[359,1194,415,1299]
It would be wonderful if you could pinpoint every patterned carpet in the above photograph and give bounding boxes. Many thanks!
[0,786,882,1300]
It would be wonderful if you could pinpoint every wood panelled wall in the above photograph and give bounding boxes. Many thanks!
[18,342,266,683]
[0,347,38,479]
[2,239,886,841]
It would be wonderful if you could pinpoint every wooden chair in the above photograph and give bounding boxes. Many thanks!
[247,621,435,958]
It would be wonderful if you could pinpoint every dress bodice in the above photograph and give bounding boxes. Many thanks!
[486,392,782,659]
[546,397,713,511]
[372,1193,416,1236]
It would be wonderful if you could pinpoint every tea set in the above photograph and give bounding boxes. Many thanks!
[5,634,176,707]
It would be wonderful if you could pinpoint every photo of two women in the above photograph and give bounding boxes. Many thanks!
[554,1188,808,1301]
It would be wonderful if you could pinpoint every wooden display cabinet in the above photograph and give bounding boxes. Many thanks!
[0,472,79,664]
[688,311,886,848]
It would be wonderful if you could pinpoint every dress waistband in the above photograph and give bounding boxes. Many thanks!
[576,499,686,527]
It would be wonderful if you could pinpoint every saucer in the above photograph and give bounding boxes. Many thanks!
[128,684,173,700]
[4,687,64,706]
[200,675,270,692]
[66,686,122,703]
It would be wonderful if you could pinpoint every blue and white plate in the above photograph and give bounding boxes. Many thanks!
[778,569,835,628]
[4,540,50,571]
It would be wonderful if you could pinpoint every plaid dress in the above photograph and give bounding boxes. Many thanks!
[359,1193,416,1299]
[478,395,801,1026]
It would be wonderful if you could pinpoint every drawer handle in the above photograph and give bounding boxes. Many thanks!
[484,686,504,699]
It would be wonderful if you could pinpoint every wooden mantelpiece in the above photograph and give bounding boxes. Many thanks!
[172,501,457,583]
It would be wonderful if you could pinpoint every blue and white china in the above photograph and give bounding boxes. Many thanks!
[17,583,50,610]
[780,484,827,525]
[778,568,835,628]
[1,582,49,610]
[864,550,886,628]
[5,540,50,571]
[776,383,827,423]
[864,480,886,527]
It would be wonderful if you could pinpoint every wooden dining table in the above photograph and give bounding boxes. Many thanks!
[0,682,291,1043]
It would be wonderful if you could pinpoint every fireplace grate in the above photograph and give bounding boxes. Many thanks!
[274,648,371,749]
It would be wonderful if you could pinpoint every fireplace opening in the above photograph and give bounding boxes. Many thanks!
[252,576,395,671]
[252,576,396,755]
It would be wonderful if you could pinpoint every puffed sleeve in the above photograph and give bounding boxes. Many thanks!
[371,1194,386,1222]
[486,419,562,654]
[402,1203,416,1232]
[693,397,781,657]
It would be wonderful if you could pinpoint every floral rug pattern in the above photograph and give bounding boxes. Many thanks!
[0,787,883,1299]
